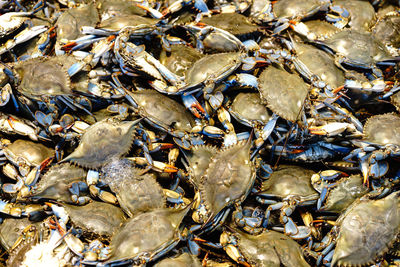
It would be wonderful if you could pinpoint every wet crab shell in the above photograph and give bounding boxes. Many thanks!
[7,234,38,267]
[102,161,166,217]
[332,192,400,266]
[320,30,394,68]
[364,113,400,146]
[30,163,87,203]
[56,3,99,42]
[293,41,345,89]
[0,218,42,250]
[221,230,310,267]
[4,139,54,167]
[159,45,204,77]
[391,93,400,111]
[229,92,272,128]
[13,57,72,100]
[302,20,341,40]
[258,165,318,199]
[185,145,217,187]
[200,13,260,37]
[258,65,308,122]
[107,207,189,264]
[63,201,126,237]
[272,0,329,20]
[372,13,400,51]
[321,174,369,213]
[154,252,202,267]
[185,52,243,90]
[98,14,158,32]
[199,138,255,223]
[129,90,195,134]
[62,118,138,169]
[331,0,376,32]
[98,0,147,20]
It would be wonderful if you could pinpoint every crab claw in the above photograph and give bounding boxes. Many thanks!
[181,94,208,120]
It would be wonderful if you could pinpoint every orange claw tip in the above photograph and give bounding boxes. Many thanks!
[164,165,179,173]
[332,85,344,94]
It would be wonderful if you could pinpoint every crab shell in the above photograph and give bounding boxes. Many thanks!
[200,13,260,37]
[364,113,400,146]
[154,252,202,267]
[30,163,87,203]
[98,14,157,32]
[221,230,310,267]
[321,174,369,213]
[3,139,54,167]
[372,13,400,51]
[103,162,166,217]
[13,57,72,100]
[185,52,243,89]
[391,93,400,111]
[107,207,190,264]
[199,138,255,223]
[63,201,126,237]
[258,65,308,122]
[0,218,42,250]
[293,41,345,89]
[302,20,341,40]
[258,165,318,199]
[272,0,329,19]
[331,0,376,32]
[332,191,400,266]
[129,90,195,134]
[185,145,217,187]
[56,3,99,41]
[159,45,204,77]
[229,92,272,128]
[321,30,394,68]
[62,118,138,169]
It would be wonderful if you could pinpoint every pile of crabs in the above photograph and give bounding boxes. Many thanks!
[0,0,400,266]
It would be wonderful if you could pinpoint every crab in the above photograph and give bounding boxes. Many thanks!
[220,229,310,267]
[314,191,400,266]
[258,64,309,122]
[51,201,126,237]
[154,252,202,266]
[0,56,99,119]
[193,137,255,233]
[328,0,376,31]
[228,92,278,153]
[61,118,143,169]
[54,2,99,54]
[255,165,319,239]
[311,172,369,213]
[313,29,397,79]
[345,113,400,184]
[0,138,54,195]
[100,159,189,216]
[104,206,190,265]
[372,11,400,56]
[0,112,47,141]
[0,217,44,251]
[28,163,89,204]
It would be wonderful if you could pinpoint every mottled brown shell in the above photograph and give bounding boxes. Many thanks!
[259,165,318,199]
[332,192,400,266]
[303,20,340,40]
[56,3,99,41]
[273,0,326,19]
[332,0,376,31]
[159,45,204,77]
[364,113,400,146]
[293,41,345,89]
[200,13,259,36]
[186,145,217,187]
[258,65,308,122]
[322,174,369,213]
[223,230,310,267]
[103,162,166,217]
[108,207,189,264]
[62,119,138,168]
[13,57,72,100]
[130,90,195,133]
[199,138,255,222]
[322,30,393,66]
[229,92,272,127]
[154,252,202,267]
[4,139,54,167]
[63,201,126,237]
[31,163,87,203]
[0,218,41,250]
[99,14,157,31]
